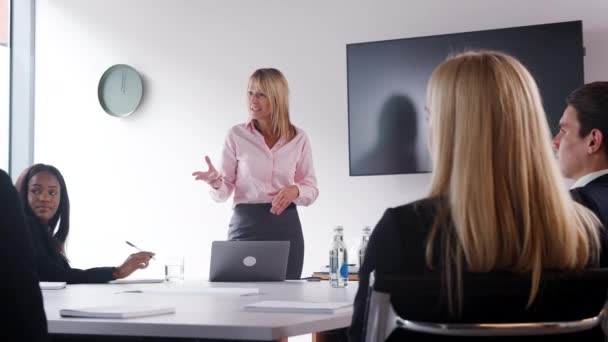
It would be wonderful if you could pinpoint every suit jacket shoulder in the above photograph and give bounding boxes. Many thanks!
[571,174,608,226]
[571,174,608,267]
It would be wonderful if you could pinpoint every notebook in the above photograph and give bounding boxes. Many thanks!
[116,287,260,296]
[40,282,67,290]
[60,305,175,319]
[109,278,164,284]
[243,300,353,314]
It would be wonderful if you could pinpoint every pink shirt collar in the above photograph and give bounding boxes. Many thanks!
[246,120,289,148]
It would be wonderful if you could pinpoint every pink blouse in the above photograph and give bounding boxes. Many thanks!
[210,122,319,207]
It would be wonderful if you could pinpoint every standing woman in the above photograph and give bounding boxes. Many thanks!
[16,164,155,284]
[193,68,319,279]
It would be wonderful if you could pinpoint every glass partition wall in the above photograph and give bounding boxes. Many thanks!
[0,0,9,171]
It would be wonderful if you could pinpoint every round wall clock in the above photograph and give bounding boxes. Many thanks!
[98,64,143,117]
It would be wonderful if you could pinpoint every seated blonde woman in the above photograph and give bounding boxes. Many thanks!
[349,50,606,342]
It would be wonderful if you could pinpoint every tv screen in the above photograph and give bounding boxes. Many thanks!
[347,21,584,176]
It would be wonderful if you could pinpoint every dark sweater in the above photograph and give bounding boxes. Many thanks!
[0,170,48,341]
[26,216,116,284]
[348,196,608,342]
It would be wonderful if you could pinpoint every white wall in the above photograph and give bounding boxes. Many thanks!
[35,0,608,280]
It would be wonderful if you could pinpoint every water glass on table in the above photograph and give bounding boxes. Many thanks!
[164,257,184,282]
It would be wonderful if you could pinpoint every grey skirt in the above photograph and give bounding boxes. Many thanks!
[228,203,304,280]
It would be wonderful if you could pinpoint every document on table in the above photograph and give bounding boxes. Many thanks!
[60,306,175,319]
[40,282,67,290]
[114,287,260,296]
[243,300,353,314]
[109,278,164,284]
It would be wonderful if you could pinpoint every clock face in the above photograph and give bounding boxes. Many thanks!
[98,64,143,117]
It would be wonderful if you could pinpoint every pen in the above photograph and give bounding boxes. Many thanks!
[125,241,156,260]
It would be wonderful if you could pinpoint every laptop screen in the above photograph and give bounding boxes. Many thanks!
[209,241,290,282]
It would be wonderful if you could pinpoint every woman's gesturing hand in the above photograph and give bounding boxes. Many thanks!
[113,251,155,279]
[192,156,222,189]
[268,185,299,215]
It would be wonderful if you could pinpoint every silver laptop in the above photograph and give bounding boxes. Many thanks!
[209,241,290,282]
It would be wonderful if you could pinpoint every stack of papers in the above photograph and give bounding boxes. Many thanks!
[60,306,175,319]
[243,300,353,314]
[40,282,67,290]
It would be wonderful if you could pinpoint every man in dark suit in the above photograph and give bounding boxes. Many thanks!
[0,169,49,341]
[553,82,608,225]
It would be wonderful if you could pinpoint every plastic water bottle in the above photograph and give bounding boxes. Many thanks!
[358,226,371,268]
[329,226,348,288]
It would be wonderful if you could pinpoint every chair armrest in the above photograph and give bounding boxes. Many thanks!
[395,307,607,337]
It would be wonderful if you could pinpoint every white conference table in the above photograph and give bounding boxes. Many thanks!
[42,280,358,340]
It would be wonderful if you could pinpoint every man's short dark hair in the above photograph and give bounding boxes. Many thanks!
[566,82,608,142]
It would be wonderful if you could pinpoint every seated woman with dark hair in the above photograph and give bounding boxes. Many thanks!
[16,163,154,284]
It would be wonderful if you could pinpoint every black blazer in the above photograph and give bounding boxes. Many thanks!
[571,173,608,226]
[348,197,442,342]
[27,217,115,284]
[348,196,608,342]
[0,170,48,341]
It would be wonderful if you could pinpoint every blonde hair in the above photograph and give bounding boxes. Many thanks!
[248,68,295,141]
[425,50,601,312]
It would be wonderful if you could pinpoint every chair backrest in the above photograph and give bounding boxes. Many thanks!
[364,269,608,342]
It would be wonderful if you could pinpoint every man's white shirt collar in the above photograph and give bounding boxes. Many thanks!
[571,169,608,189]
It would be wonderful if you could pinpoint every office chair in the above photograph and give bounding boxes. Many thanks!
[363,269,608,342]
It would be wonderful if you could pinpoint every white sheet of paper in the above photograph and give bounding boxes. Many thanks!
[60,306,175,319]
[243,300,353,314]
[40,281,67,290]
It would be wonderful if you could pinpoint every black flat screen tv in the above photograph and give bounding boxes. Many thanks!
[347,21,584,176]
